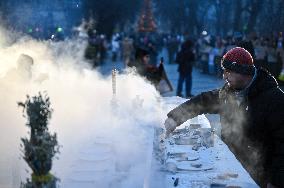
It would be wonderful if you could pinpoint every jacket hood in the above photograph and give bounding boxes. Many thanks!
[247,68,278,98]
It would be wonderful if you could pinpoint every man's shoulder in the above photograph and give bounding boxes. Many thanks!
[251,86,284,111]
[249,68,279,97]
[267,87,284,102]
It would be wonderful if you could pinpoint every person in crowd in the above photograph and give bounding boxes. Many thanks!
[223,36,237,55]
[84,29,98,67]
[175,39,195,98]
[167,35,179,64]
[266,39,279,77]
[147,41,158,66]
[4,54,34,83]
[164,47,284,188]
[111,36,120,62]
[199,37,212,74]
[254,37,268,68]
[214,36,225,78]
[128,47,163,86]
[3,54,49,84]
[277,38,284,85]
[122,36,134,67]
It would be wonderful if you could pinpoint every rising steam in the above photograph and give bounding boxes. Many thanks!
[0,24,168,187]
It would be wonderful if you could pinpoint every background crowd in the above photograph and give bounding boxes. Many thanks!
[78,21,284,91]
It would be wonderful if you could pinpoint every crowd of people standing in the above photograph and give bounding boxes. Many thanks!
[77,23,284,95]
[196,32,284,83]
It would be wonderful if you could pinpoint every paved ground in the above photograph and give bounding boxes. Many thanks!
[98,49,224,135]
[98,49,224,96]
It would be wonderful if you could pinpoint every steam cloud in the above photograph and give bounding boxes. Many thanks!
[0,24,168,187]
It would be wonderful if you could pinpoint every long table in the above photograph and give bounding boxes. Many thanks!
[157,97,259,188]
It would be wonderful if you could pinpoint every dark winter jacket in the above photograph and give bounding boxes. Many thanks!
[175,48,195,75]
[128,60,163,85]
[167,68,284,187]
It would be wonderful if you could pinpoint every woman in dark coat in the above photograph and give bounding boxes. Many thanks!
[128,47,163,86]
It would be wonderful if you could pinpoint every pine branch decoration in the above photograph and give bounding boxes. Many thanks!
[18,92,59,184]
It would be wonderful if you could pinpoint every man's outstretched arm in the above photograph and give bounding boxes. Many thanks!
[165,89,221,134]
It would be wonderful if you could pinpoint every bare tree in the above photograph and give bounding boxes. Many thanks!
[188,0,200,36]
[246,0,264,33]
[233,0,242,32]
[83,0,141,38]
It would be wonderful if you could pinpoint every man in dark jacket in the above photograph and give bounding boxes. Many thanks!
[175,39,195,98]
[165,47,284,188]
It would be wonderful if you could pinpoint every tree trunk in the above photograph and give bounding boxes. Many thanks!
[247,0,264,33]
[188,0,199,36]
[233,0,242,32]
[277,0,284,32]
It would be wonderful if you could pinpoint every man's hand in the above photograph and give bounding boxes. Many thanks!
[164,117,177,136]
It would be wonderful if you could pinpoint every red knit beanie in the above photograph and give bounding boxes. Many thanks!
[221,47,255,75]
